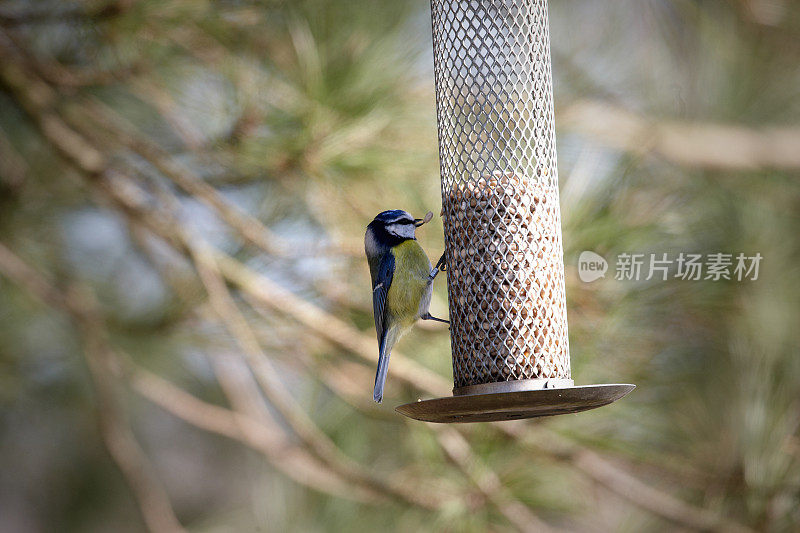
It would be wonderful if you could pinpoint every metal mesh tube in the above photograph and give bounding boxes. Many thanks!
[431,0,570,389]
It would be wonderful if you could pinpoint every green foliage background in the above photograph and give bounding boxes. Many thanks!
[0,0,798,531]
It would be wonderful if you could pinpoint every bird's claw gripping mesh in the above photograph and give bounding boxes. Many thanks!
[431,0,570,390]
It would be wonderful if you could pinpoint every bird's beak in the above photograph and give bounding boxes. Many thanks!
[414,211,434,227]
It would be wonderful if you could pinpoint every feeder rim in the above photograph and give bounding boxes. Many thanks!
[396,383,636,423]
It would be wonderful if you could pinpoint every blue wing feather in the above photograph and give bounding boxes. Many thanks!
[372,252,394,403]
[372,252,394,342]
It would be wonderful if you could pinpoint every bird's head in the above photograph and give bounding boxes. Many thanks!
[366,209,432,246]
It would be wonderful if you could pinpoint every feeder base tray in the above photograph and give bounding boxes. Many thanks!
[395,383,635,423]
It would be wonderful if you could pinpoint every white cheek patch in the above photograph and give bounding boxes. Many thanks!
[387,223,414,239]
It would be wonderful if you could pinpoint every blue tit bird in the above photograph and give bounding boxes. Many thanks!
[365,209,448,403]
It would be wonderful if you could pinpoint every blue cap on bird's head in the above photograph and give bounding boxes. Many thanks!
[371,209,432,227]
[367,209,434,245]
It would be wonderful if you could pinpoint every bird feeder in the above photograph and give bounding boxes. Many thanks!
[397,0,634,422]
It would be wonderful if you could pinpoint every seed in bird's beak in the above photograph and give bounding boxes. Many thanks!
[415,211,434,227]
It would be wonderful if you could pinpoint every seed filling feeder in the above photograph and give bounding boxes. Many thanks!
[396,0,634,423]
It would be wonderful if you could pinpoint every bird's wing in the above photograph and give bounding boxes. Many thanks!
[372,252,395,342]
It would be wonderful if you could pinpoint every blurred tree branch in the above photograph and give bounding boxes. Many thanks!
[0,242,185,533]
[188,235,443,510]
[0,238,391,508]
[85,95,366,258]
[0,126,27,190]
[0,0,133,27]
[560,100,800,171]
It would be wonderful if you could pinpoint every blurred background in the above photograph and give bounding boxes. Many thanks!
[1,0,799,531]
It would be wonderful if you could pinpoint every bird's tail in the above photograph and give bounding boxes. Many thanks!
[373,330,393,403]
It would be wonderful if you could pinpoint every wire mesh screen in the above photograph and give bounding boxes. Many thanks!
[431,0,571,390]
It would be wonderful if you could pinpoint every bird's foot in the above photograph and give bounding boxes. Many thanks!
[435,252,447,272]
[421,312,449,325]
[429,252,447,280]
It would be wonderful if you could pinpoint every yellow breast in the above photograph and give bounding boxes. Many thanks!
[386,240,431,326]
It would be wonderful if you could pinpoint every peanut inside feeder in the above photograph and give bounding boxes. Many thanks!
[444,172,570,391]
